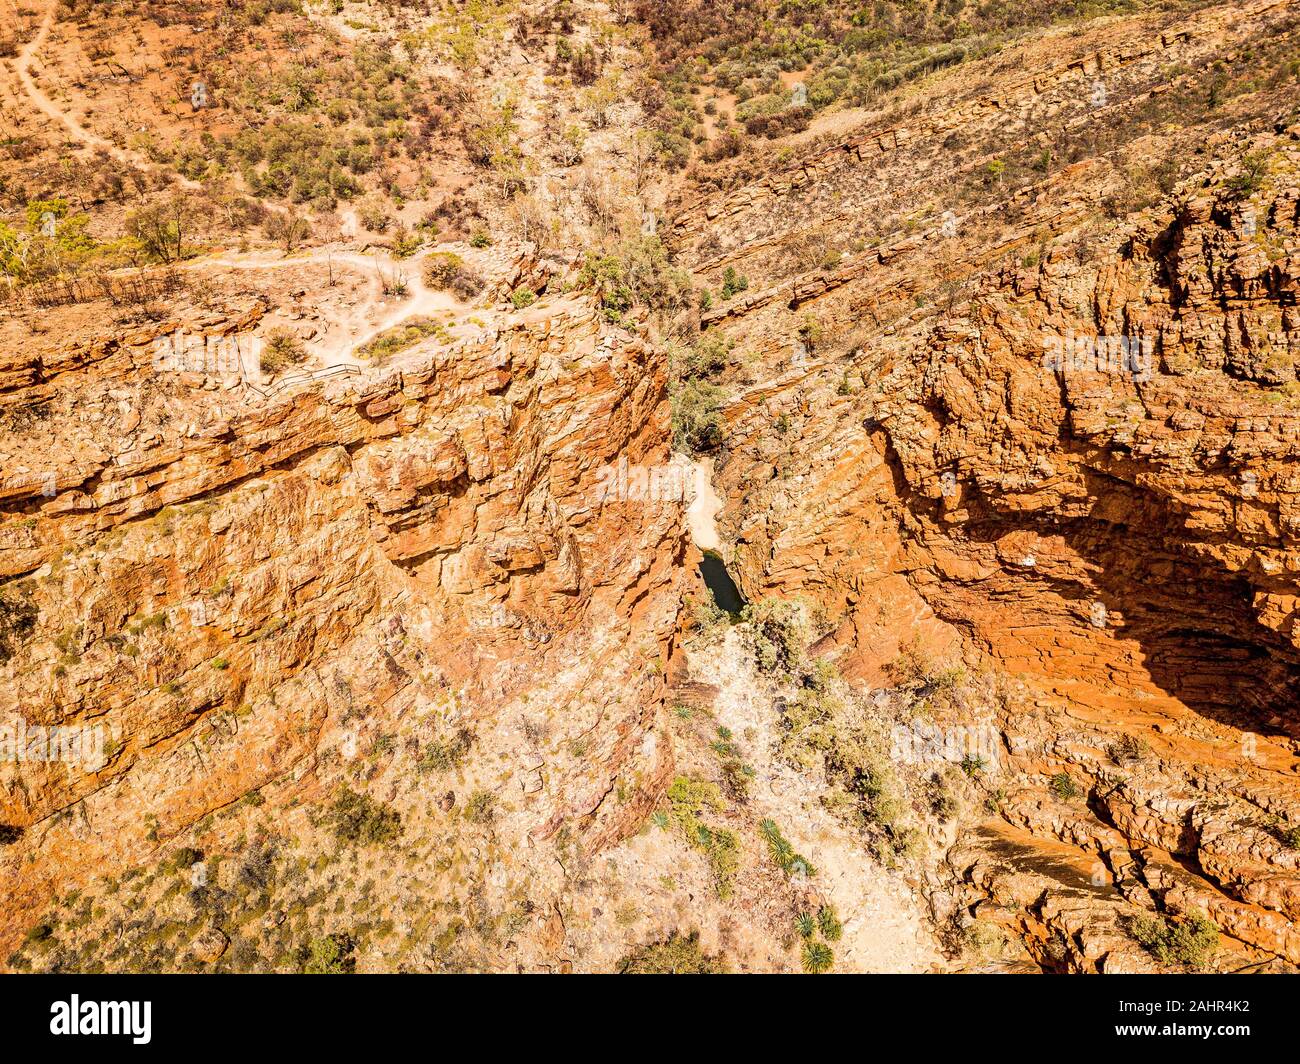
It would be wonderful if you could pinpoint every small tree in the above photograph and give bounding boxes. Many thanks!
[127,195,191,263]
[671,379,725,454]
[1227,150,1271,198]
[265,209,311,253]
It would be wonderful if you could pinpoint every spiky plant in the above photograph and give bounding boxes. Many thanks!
[801,940,834,974]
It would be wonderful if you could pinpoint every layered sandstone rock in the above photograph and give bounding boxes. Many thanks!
[669,0,1300,969]
[4,0,1300,975]
[0,293,684,962]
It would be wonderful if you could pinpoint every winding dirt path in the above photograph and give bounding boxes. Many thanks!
[188,247,470,365]
[9,5,492,371]
[10,0,230,196]
[11,1,111,150]
[9,0,185,186]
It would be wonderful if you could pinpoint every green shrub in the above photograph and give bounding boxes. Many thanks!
[511,288,537,309]
[301,932,356,974]
[1129,913,1219,969]
[326,786,401,846]
[260,327,307,374]
[1049,772,1079,801]
[419,729,473,773]
[464,790,496,824]
[667,777,740,898]
[719,266,749,300]
[734,92,786,124]
[422,252,484,299]
[389,224,422,258]
[359,204,389,232]
[617,931,725,973]
[817,905,843,942]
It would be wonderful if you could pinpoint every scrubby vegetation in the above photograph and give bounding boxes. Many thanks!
[817,903,843,942]
[617,930,726,973]
[632,0,1165,169]
[463,790,497,825]
[325,787,402,846]
[300,932,356,974]
[1108,733,1151,767]
[0,201,90,279]
[0,586,38,663]
[1129,912,1219,969]
[743,597,809,675]
[670,379,726,455]
[739,597,916,859]
[422,253,485,300]
[259,327,307,374]
[0,2,498,299]
[419,728,474,774]
[163,33,456,211]
[665,776,740,898]
[578,236,694,326]
[3,778,526,974]
[1275,823,1300,851]
[355,317,445,364]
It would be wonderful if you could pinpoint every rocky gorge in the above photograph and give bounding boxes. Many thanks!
[0,0,1298,974]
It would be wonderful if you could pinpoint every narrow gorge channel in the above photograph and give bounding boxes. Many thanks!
[686,458,746,614]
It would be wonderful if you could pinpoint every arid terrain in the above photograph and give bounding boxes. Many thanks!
[1,0,1298,974]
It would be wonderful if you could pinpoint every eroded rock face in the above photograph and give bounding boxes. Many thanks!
[4,0,1299,976]
[0,296,684,962]
[670,0,1300,969]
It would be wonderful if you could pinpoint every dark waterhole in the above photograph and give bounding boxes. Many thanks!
[699,550,746,615]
